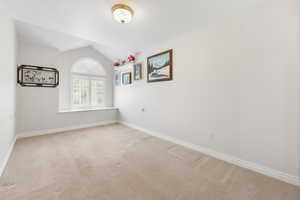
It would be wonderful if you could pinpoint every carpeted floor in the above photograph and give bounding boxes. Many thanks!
[0,124,299,200]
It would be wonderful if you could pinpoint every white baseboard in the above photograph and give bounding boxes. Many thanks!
[119,121,300,187]
[18,120,117,139]
[0,135,17,177]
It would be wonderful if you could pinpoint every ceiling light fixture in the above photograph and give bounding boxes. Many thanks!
[112,4,134,24]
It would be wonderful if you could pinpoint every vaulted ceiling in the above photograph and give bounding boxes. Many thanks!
[1,0,263,60]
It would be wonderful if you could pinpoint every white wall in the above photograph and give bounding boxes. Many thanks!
[0,6,17,174]
[115,0,300,179]
[16,41,117,136]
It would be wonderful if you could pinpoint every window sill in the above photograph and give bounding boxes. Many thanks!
[58,107,118,114]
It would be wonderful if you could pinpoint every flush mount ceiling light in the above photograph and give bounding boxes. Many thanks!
[112,4,134,24]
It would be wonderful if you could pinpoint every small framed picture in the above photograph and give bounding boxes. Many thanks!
[122,72,132,85]
[147,49,173,82]
[115,72,121,86]
[134,63,142,80]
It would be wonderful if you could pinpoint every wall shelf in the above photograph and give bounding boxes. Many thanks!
[113,62,135,71]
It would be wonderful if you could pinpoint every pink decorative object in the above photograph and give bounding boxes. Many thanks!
[128,55,135,62]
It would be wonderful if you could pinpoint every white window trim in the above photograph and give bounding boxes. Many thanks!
[71,72,106,110]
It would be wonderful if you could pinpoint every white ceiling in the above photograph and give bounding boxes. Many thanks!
[16,21,91,52]
[16,21,122,60]
[1,0,261,60]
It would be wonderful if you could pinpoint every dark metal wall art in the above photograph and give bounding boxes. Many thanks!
[17,65,59,87]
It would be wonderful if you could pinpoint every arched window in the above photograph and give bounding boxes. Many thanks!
[71,58,106,108]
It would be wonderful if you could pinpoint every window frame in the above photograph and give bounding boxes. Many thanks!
[71,72,106,109]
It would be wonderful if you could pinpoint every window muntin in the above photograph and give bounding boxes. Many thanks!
[71,74,105,108]
[91,79,105,106]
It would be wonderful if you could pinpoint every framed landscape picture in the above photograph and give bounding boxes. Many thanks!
[122,72,132,85]
[17,65,59,87]
[147,49,173,82]
[134,63,142,80]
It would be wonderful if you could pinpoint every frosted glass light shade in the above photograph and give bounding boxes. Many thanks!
[112,4,134,24]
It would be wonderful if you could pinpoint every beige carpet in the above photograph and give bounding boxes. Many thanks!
[0,124,299,200]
